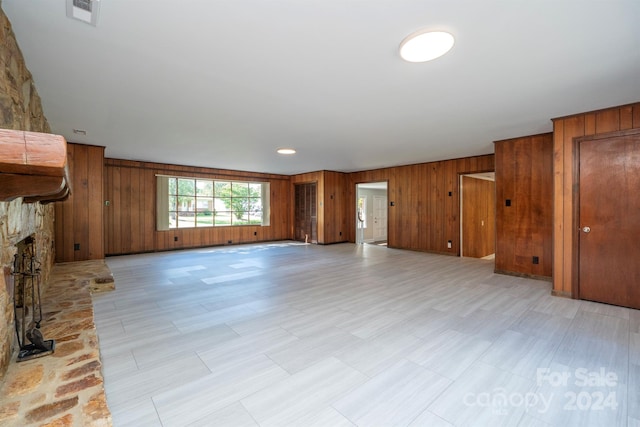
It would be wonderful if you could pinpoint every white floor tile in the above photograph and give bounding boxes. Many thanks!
[333,359,451,427]
[93,242,636,427]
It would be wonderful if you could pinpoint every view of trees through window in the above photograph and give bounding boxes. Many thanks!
[167,177,264,228]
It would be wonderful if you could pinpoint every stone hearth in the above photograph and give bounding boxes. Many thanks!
[0,260,114,426]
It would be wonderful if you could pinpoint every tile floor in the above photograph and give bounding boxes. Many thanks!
[92,242,639,427]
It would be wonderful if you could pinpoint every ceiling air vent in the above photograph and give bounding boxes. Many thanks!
[66,0,101,26]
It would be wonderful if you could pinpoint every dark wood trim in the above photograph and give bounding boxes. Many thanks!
[105,158,290,181]
[351,154,495,176]
[573,127,640,143]
[552,101,640,122]
[571,136,580,299]
[551,289,572,298]
[494,269,553,282]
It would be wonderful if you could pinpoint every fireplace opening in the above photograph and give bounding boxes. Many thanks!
[12,236,55,362]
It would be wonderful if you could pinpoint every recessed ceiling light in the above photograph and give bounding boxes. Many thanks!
[277,148,296,155]
[399,30,455,63]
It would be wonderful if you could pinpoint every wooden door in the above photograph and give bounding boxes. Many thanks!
[373,195,387,241]
[578,132,640,309]
[462,176,496,258]
[294,183,317,243]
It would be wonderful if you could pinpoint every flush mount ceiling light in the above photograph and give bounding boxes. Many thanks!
[277,148,296,155]
[399,30,455,63]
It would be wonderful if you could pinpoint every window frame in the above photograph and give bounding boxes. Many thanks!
[157,175,270,230]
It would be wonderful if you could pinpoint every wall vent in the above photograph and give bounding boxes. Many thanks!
[74,0,92,12]
[66,0,101,26]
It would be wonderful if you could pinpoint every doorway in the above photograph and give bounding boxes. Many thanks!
[460,173,495,258]
[576,130,640,309]
[356,182,388,245]
[294,183,317,243]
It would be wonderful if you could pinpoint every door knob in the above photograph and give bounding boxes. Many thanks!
[582,226,591,233]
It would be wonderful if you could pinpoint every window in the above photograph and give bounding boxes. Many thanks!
[157,176,270,230]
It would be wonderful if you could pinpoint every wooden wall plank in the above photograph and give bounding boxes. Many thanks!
[120,166,132,254]
[87,145,104,259]
[143,169,155,251]
[634,105,640,128]
[495,138,515,272]
[552,120,565,293]
[54,143,104,262]
[129,167,141,253]
[103,165,113,255]
[444,160,457,254]
[322,171,348,244]
[536,133,554,277]
[595,109,620,134]
[72,145,89,260]
[111,166,122,255]
[562,116,584,292]
[585,113,596,136]
[417,163,428,250]
[620,106,633,130]
[495,133,553,278]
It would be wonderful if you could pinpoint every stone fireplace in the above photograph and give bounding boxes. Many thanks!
[0,7,112,425]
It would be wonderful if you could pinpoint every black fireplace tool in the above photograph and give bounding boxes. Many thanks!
[12,237,55,362]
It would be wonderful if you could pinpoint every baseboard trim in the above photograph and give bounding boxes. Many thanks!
[551,289,573,298]
[494,269,552,282]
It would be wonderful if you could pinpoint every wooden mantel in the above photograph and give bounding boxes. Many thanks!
[0,129,71,203]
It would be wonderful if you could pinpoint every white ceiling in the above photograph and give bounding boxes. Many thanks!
[3,1,640,175]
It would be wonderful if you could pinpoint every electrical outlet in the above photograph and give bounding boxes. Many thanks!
[174,236,178,242]
[533,256,539,265]
[74,243,80,251]
[447,240,452,249]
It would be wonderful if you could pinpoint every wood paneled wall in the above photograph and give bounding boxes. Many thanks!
[104,159,290,255]
[322,171,348,244]
[347,155,495,254]
[495,133,553,278]
[54,143,105,262]
[552,102,640,296]
[290,170,348,244]
[461,176,495,258]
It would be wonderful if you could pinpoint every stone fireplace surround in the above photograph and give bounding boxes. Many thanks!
[0,198,115,425]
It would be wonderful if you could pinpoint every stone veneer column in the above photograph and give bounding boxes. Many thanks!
[0,6,56,380]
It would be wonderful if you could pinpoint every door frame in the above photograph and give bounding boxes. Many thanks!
[572,128,640,299]
[355,181,388,245]
[459,172,495,258]
[294,181,318,243]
